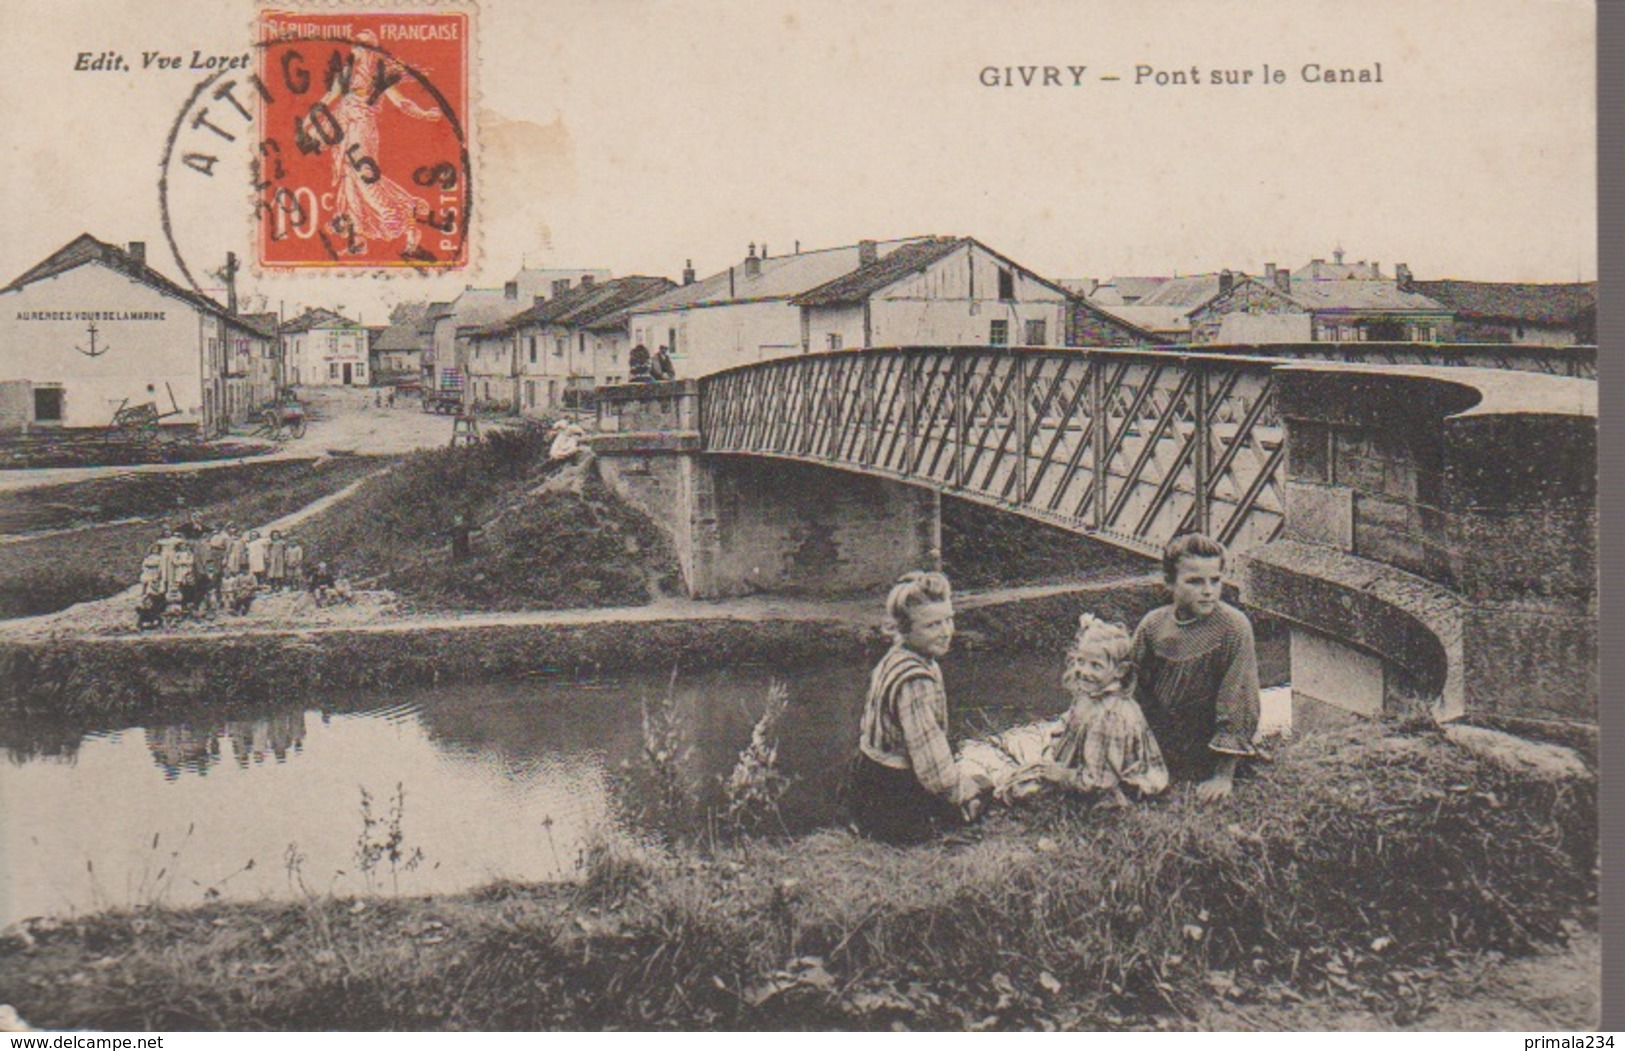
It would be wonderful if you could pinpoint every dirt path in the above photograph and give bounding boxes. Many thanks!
[0,388,506,493]
[0,568,1155,643]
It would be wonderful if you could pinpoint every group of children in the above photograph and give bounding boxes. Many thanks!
[844,532,1261,844]
[135,516,352,629]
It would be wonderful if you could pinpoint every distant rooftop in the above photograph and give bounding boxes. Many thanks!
[628,238,936,315]
[282,306,362,333]
[1412,280,1596,325]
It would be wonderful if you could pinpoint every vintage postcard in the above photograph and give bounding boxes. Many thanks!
[0,0,1600,1035]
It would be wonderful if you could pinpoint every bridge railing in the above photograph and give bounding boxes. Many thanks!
[701,346,1294,558]
[1154,340,1595,379]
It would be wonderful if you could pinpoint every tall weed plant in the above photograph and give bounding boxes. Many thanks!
[722,680,795,838]
[639,668,693,839]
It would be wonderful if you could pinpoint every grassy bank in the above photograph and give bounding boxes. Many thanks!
[0,432,271,471]
[0,724,1595,1031]
[286,426,680,611]
[0,457,344,534]
[0,457,388,620]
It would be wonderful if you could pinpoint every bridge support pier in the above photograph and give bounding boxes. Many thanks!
[592,382,941,599]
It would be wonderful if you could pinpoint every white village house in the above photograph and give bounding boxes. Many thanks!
[433,267,612,405]
[0,233,277,433]
[473,275,675,415]
[625,237,1149,379]
[790,237,1150,353]
[280,307,371,387]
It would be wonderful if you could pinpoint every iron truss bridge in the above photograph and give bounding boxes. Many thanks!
[697,343,1593,559]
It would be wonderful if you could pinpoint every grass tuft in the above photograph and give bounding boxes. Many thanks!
[0,723,1596,1030]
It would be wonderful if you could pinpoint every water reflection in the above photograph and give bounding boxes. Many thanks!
[142,710,309,779]
[1,648,1254,925]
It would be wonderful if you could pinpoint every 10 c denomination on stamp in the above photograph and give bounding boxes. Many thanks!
[254,9,471,271]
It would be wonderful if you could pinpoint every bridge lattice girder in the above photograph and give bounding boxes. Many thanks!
[700,346,1297,558]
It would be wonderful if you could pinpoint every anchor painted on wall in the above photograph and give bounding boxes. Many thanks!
[75,321,111,358]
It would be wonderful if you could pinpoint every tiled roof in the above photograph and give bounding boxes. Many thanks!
[484,282,598,333]
[790,237,966,306]
[1412,280,1596,325]
[627,238,935,315]
[477,277,678,336]
[1098,304,1195,335]
[375,321,428,352]
[239,312,281,339]
[1136,274,1227,308]
[1087,276,1171,305]
[1072,299,1169,345]
[554,277,675,328]
[281,306,362,333]
[4,233,268,337]
[1286,279,1447,313]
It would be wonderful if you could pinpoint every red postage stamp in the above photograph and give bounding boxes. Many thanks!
[254,9,471,271]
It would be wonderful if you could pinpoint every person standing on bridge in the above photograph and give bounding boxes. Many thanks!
[842,571,992,843]
[628,343,652,383]
[1130,533,1260,804]
[649,345,676,382]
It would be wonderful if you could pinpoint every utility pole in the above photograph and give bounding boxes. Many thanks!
[222,251,239,315]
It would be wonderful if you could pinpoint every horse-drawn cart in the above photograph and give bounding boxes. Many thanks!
[254,398,308,441]
[105,384,183,443]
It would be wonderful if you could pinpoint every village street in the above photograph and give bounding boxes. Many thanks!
[0,387,492,493]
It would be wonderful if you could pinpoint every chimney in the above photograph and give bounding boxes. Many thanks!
[504,280,518,300]
[743,242,761,279]
[761,243,768,258]
[580,275,595,288]
[552,278,570,297]
[1218,269,1235,296]
[1333,247,1345,265]
[1396,263,1413,292]
[858,239,878,266]
[794,240,801,254]
[127,241,147,266]
[682,259,696,286]
[1274,266,1291,294]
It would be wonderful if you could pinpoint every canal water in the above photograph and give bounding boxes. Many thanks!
[2,645,1287,925]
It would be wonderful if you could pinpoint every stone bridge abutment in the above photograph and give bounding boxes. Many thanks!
[1239,364,1596,733]
[592,381,941,599]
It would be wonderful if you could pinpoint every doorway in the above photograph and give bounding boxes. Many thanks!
[33,387,63,424]
[342,363,353,385]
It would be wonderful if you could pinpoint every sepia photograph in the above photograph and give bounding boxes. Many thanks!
[0,0,1601,1034]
